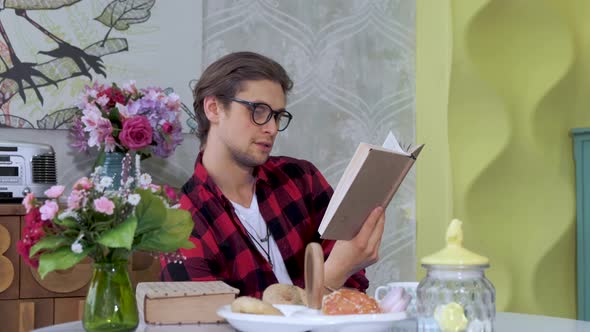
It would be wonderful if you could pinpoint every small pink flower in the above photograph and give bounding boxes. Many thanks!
[17,239,39,268]
[67,190,84,210]
[87,117,113,148]
[22,193,35,213]
[95,94,110,107]
[119,116,153,150]
[44,185,65,199]
[74,177,92,190]
[149,184,161,193]
[24,207,42,228]
[104,135,116,153]
[81,107,103,132]
[122,80,138,95]
[165,93,181,110]
[163,184,178,203]
[39,200,59,221]
[93,197,115,215]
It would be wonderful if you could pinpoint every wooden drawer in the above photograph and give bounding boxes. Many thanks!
[0,298,53,332]
[54,297,85,324]
[19,258,91,299]
[0,216,20,300]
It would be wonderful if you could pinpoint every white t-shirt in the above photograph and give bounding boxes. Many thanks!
[230,194,293,285]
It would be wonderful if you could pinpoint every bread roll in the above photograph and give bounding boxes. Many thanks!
[230,296,284,316]
[322,288,381,315]
[262,284,307,305]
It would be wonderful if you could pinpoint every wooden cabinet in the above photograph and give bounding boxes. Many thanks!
[0,299,53,332]
[0,204,161,329]
[0,215,20,300]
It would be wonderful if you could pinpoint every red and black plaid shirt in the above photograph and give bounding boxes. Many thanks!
[160,152,368,298]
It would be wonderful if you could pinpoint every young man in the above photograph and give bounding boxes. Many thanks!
[161,52,385,298]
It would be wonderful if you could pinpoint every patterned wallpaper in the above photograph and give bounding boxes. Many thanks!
[202,0,416,294]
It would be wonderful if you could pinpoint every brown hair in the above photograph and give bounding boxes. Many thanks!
[193,51,294,147]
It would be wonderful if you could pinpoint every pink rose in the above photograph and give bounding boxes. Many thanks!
[162,122,173,135]
[39,200,59,221]
[119,116,153,150]
[74,177,92,190]
[44,185,65,199]
[93,196,115,215]
[22,193,36,213]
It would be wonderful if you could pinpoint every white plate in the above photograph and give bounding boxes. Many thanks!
[216,304,407,332]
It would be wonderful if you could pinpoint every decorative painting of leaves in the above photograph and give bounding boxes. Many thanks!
[0,0,201,132]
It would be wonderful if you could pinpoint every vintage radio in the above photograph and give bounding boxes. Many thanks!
[0,141,57,202]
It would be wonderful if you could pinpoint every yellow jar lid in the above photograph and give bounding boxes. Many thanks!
[421,219,489,265]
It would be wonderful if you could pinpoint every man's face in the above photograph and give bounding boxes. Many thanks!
[217,79,286,168]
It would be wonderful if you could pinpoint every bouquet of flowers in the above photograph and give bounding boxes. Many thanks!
[69,80,183,159]
[17,154,194,278]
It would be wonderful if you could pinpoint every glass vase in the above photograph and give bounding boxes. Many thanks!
[95,151,138,190]
[97,151,125,190]
[83,260,138,332]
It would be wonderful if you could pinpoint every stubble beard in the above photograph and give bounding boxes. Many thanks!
[230,146,269,168]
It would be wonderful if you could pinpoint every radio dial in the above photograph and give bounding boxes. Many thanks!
[22,187,31,196]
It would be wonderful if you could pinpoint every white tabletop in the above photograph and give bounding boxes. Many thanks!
[33,312,590,332]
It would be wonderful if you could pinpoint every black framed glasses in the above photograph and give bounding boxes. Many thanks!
[217,95,293,131]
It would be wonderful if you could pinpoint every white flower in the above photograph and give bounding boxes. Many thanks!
[71,242,83,254]
[125,178,135,186]
[135,155,141,179]
[100,176,113,189]
[90,166,103,180]
[58,210,79,220]
[127,194,141,206]
[70,233,84,254]
[139,173,152,187]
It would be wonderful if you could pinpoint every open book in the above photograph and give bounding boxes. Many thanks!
[318,133,424,240]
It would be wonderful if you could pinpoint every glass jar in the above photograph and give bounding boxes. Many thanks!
[417,264,495,332]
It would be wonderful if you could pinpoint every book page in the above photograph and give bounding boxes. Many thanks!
[382,131,409,156]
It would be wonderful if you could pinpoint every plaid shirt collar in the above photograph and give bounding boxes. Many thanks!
[190,151,274,202]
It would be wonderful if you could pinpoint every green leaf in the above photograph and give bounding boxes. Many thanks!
[135,208,195,252]
[134,189,166,235]
[95,0,156,31]
[97,216,137,250]
[29,236,69,257]
[92,148,106,171]
[108,107,121,124]
[37,246,92,279]
[54,216,79,229]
